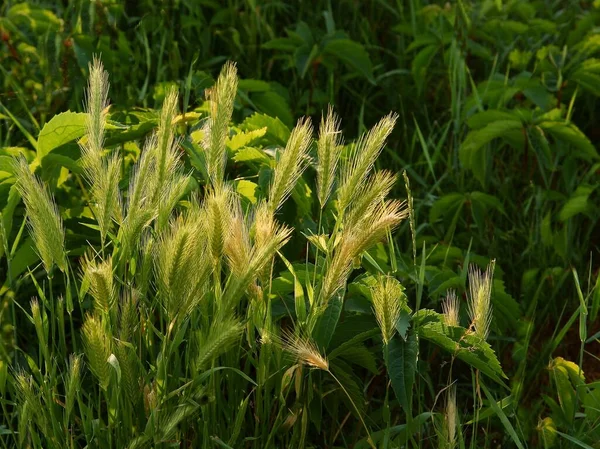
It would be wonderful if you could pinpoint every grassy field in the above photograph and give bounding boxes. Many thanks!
[1,1,599,448]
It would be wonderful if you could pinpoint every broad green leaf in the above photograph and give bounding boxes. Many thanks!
[386,331,418,414]
[228,128,267,151]
[329,329,379,360]
[337,344,378,374]
[413,310,507,385]
[238,79,270,92]
[540,121,598,160]
[330,359,366,416]
[323,39,375,84]
[459,120,523,182]
[411,45,438,89]
[37,111,87,158]
[558,185,595,221]
[467,110,521,129]
[232,147,269,164]
[235,180,258,204]
[430,193,465,223]
[278,251,307,323]
[251,91,294,128]
[312,293,343,350]
[262,37,303,51]
[241,113,290,146]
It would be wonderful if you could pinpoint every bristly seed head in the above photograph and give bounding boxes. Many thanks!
[371,275,406,345]
[467,260,495,340]
[280,331,329,371]
[442,290,460,327]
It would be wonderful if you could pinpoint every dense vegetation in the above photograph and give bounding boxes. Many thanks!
[1,1,599,448]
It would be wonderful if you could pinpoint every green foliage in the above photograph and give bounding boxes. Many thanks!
[1,1,600,448]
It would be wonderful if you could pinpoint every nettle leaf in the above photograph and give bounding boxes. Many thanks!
[37,111,87,158]
[413,310,507,385]
[337,344,378,374]
[386,330,418,414]
[251,91,294,128]
[459,120,524,183]
[467,110,521,129]
[241,113,290,146]
[539,121,598,160]
[235,180,258,205]
[558,185,595,221]
[227,127,267,151]
[330,359,366,416]
[232,147,269,164]
[429,193,465,223]
[312,293,344,350]
[322,39,375,84]
[570,59,600,95]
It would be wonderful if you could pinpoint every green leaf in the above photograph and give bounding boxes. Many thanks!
[312,293,343,350]
[228,127,267,151]
[467,110,521,129]
[235,180,258,204]
[278,251,307,323]
[413,310,507,385]
[337,344,378,374]
[460,120,523,184]
[323,39,375,84]
[411,45,438,90]
[262,37,302,51]
[232,147,269,164]
[241,113,290,146]
[37,111,87,158]
[330,359,366,416]
[430,193,465,223]
[251,91,294,128]
[481,382,526,449]
[386,331,418,414]
[329,329,379,359]
[539,121,598,160]
[558,185,595,221]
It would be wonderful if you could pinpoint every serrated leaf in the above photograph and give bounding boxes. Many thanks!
[413,310,507,385]
[330,359,366,416]
[386,331,418,414]
[232,147,269,164]
[540,121,598,160]
[558,185,594,221]
[251,91,293,128]
[37,111,87,158]
[459,120,524,183]
[235,180,258,204]
[337,344,378,374]
[241,113,290,146]
[323,39,375,84]
[228,128,267,151]
[312,293,343,350]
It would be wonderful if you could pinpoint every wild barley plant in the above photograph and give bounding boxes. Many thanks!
[7,58,411,449]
